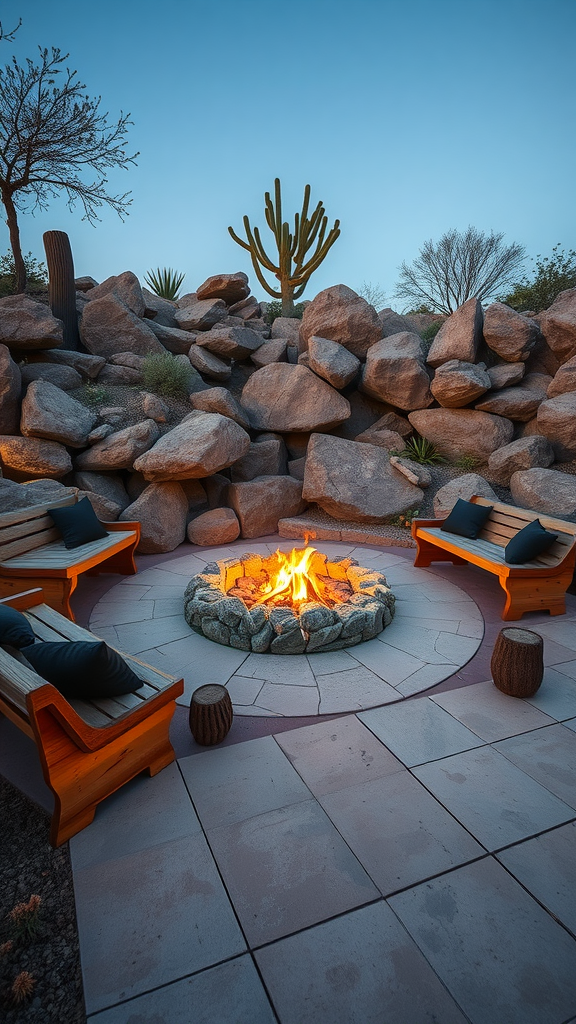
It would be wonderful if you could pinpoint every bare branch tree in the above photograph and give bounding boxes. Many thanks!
[0,14,21,42]
[395,227,526,315]
[357,281,387,310]
[0,46,138,292]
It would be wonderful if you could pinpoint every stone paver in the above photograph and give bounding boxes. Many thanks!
[494,723,576,808]
[359,699,484,766]
[497,822,576,936]
[431,678,556,741]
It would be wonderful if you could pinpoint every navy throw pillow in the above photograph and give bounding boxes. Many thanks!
[505,519,558,565]
[440,498,493,540]
[20,640,143,699]
[0,605,36,649]
[49,498,108,550]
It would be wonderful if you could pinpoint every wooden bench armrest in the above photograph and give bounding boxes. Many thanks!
[103,520,141,534]
[0,588,45,611]
[411,517,445,535]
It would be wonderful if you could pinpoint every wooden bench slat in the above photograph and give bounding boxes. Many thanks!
[0,494,76,530]
[0,514,57,545]
[1,531,136,570]
[0,528,62,562]
[67,698,114,727]
[421,528,565,569]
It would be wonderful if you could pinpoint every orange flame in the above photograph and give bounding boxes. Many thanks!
[256,546,327,609]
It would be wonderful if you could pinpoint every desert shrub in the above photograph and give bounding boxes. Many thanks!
[264,299,306,324]
[80,383,111,406]
[144,267,185,300]
[398,435,445,465]
[420,320,443,342]
[0,251,47,297]
[501,244,576,312]
[142,352,193,397]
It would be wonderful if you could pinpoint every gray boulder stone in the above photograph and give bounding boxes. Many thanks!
[487,436,555,485]
[355,426,404,450]
[0,436,72,480]
[302,433,422,522]
[20,362,82,391]
[187,507,241,546]
[147,320,198,353]
[74,471,131,511]
[75,419,160,471]
[521,372,553,399]
[0,295,63,351]
[188,344,231,381]
[483,303,541,362]
[97,364,142,386]
[250,338,288,367]
[475,387,542,422]
[432,474,498,518]
[362,411,413,439]
[510,468,576,517]
[21,380,97,447]
[133,411,250,481]
[75,276,98,292]
[361,333,432,411]
[174,298,227,332]
[77,489,121,521]
[537,287,576,361]
[141,393,169,422]
[427,298,483,368]
[487,362,525,390]
[430,360,491,408]
[547,355,576,397]
[536,393,576,460]
[84,271,145,317]
[525,335,561,377]
[230,439,287,482]
[390,456,432,488]
[87,424,114,444]
[195,325,264,360]
[80,294,165,359]
[120,481,188,553]
[270,318,301,345]
[308,335,361,388]
[108,351,145,370]
[228,476,306,538]
[241,363,351,432]
[27,349,106,379]
[189,387,250,429]
[0,477,75,513]
[299,285,382,359]
[227,295,260,319]
[408,408,514,461]
[196,272,249,305]
[378,308,416,337]
[288,456,306,480]
[141,288,178,327]
[0,345,21,434]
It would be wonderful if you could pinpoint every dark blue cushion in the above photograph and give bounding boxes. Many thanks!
[49,498,108,550]
[20,640,143,699]
[0,605,35,649]
[505,519,558,565]
[440,498,493,540]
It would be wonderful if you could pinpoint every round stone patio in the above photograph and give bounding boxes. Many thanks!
[89,539,484,717]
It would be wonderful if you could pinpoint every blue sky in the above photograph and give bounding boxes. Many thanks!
[2,0,575,307]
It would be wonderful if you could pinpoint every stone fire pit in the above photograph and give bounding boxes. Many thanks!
[183,548,395,654]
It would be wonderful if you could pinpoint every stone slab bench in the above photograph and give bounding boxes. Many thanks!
[0,493,140,620]
[0,589,184,847]
[411,495,576,621]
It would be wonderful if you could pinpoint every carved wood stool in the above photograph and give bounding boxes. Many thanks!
[189,684,233,745]
[491,627,544,698]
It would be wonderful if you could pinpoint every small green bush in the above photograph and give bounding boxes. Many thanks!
[398,435,445,465]
[420,320,443,342]
[142,352,193,397]
[144,267,185,301]
[452,454,481,471]
[0,251,47,297]
[81,383,111,406]
[264,299,306,324]
[501,244,576,313]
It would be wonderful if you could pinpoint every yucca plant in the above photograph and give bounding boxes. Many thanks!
[399,435,445,465]
[144,267,185,301]
[142,352,193,398]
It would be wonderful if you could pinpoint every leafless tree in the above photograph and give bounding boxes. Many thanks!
[0,13,21,42]
[0,47,138,292]
[395,227,526,315]
[357,281,387,310]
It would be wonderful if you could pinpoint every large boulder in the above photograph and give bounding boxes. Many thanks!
[133,411,250,481]
[355,427,405,450]
[536,393,576,460]
[80,294,165,359]
[227,296,260,320]
[75,420,160,471]
[20,362,82,391]
[408,408,514,461]
[487,436,555,485]
[141,288,179,327]
[0,478,75,513]
[475,387,542,422]
[228,476,306,538]
[430,360,491,408]
[378,308,417,337]
[537,287,576,361]
[427,298,483,368]
[77,489,122,521]
[174,297,227,332]
[270,317,301,346]
[188,344,231,381]
[187,507,241,546]
[196,272,250,305]
[302,433,422,522]
[241,363,351,432]
[230,439,287,482]
[487,362,525,390]
[189,387,249,429]
[195,325,264,360]
[510,468,576,517]
[0,436,72,480]
[74,471,131,511]
[0,295,63,351]
[120,482,188,553]
[83,271,145,317]
[483,303,541,362]
[26,349,106,379]
[147,321,199,354]
[21,380,97,447]
[250,338,288,367]
[547,355,576,398]
[307,335,361,389]
[0,345,21,434]
[360,333,432,411]
[432,474,498,518]
[299,285,382,359]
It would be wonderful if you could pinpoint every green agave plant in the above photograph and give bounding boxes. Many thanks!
[144,267,185,301]
[399,435,445,465]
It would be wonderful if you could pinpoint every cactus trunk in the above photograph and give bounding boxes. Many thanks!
[43,230,82,351]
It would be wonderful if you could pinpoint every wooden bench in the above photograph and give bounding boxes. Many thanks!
[411,496,576,621]
[0,493,140,621]
[0,589,184,847]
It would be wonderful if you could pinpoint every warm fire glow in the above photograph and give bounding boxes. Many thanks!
[255,546,328,609]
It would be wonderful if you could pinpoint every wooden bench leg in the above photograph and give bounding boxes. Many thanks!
[86,544,138,578]
[0,576,76,620]
[414,536,468,568]
[500,574,568,621]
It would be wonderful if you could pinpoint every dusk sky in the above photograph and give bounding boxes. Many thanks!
[2,0,575,308]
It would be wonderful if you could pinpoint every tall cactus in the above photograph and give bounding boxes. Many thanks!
[43,230,82,351]
[228,178,340,317]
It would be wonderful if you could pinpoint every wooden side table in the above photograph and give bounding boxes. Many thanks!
[189,684,233,745]
[491,627,544,698]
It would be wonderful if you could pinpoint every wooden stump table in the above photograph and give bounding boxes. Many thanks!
[491,627,544,698]
[189,684,233,745]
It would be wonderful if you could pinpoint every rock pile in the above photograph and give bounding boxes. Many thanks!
[2,270,576,552]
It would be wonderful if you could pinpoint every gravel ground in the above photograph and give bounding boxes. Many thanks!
[0,778,85,1023]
